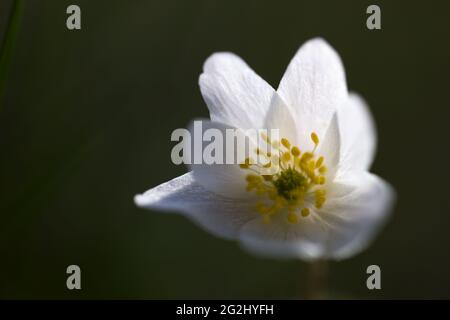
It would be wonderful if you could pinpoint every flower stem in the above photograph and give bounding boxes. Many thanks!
[304,259,328,299]
[0,0,24,110]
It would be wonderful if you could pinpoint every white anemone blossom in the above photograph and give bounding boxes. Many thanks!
[135,38,395,260]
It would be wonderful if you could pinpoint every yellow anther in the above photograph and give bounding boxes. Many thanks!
[314,189,326,209]
[281,138,291,149]
[239,163,249,169]
[301,152,313,162]
[287,212,298,224]
[311,132,319,146]
[301,208,310,217]
[315,189,326,198]
[291,146,301,157]
[281,152,291,162]
[308,160,315,171]
[319,165,327,174]
[318,176,326,185]
[262,175,273,181]
[316,156,324,168]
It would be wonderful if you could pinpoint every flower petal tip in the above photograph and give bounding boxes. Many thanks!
[134,193,147,207]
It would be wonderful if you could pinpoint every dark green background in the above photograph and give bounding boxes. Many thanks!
[1,0,449,299]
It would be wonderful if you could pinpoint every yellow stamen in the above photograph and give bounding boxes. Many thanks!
[281,152,291,163]
[281,138,291,149]
[316,156,324,168]
[311,132,319,146]
[291,146,300,157]
[301,152,313,163]
[314,190,326,209]
[301,208,310,217]
[319,166,327,174]
[287,212,298,224]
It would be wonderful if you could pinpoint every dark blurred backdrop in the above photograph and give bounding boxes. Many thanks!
[1,0,450,299]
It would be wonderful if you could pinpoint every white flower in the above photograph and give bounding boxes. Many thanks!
[135,38,395,260]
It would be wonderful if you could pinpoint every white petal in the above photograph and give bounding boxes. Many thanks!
[316,113,341,180]
[338,93,377,173]
[318,172,395,259]
[135,172,258,240]
[277,38,348,139]
[263,93,299,147]
[239,210,331,260]
[188,120,258,199]
[199,52,275,129]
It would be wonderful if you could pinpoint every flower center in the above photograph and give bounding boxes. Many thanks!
[273,167,307,200]
[240,132,328,224]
